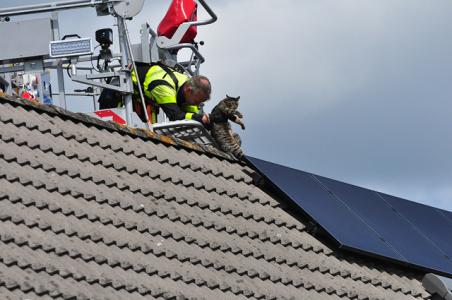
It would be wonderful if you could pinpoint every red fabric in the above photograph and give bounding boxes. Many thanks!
[133,99,155,124]
[157,0,198,44]
[21,91,35,100]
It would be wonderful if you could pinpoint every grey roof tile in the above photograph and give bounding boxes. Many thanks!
[0,286,54,300]
[0,95,432,299]
[0,138,299,239]
[2,178,430,298]
[0,263,138,300]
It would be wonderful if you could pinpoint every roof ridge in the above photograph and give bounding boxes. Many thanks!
[0,95,240,163]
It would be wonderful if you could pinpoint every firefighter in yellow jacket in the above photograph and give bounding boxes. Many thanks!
[132,62,211,125]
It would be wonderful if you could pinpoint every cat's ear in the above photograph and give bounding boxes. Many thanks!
[236,96,240,101]
[226,94,230,98]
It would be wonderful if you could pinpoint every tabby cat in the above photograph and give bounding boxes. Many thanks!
[210,95,245,159]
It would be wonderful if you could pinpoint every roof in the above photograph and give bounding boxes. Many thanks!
[0,95,431,300]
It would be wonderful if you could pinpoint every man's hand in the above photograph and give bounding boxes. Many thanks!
[201,113,210,125]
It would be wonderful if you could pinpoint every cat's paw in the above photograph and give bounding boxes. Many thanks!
[234,116,245,130]
[235,111,243,118]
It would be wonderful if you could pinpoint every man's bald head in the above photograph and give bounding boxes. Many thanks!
[184,75,211,105]
[188,75,211,99]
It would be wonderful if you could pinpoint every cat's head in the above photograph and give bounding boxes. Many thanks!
[225,95,240,102]
[220,94,240,109]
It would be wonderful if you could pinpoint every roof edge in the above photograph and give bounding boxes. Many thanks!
[0,95,241,163]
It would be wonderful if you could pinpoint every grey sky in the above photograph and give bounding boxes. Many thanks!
[2,0,452,210]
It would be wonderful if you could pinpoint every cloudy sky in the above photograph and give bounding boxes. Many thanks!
[2,0,452,211]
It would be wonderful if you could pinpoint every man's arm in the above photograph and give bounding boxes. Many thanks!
[150,85,208,125]
[159,102,202,121]
[150,85,192,121]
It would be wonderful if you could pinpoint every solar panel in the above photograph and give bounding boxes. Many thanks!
[247,156,452,276]
[443,211,452,224]
[317,176,452,274]
[379,193,452,259]
[444,212,452,225]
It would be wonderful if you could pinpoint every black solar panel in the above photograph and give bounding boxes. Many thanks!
[380,193,452,259]
[444,211,452,223]
[247,156,452,276]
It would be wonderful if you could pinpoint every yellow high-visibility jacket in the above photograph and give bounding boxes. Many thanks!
[132,63,201,123]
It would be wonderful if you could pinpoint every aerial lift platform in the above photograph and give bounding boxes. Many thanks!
[0,0,217,146]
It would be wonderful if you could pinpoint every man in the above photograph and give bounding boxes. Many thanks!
[131,62,211,125]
